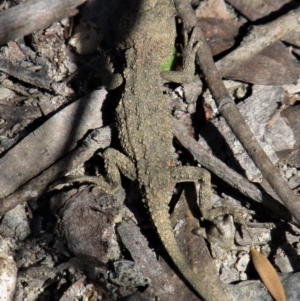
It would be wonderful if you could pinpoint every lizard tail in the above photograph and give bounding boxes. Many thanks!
[147,191,233,301]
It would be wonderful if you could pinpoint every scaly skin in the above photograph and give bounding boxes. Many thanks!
[73,1,234,300]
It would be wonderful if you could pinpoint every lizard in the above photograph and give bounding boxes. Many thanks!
[68,0,247,300]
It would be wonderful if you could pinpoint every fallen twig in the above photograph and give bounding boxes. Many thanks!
[0,0,88,46]
[0,125,114,216]
[174,0,300,223]
[0,56,73,95]
[216,8,300,77]
[0,89,107,199]
[174,118,294,222]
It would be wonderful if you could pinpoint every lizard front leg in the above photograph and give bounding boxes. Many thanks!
[161,27,199,84]
[67,148,137,194]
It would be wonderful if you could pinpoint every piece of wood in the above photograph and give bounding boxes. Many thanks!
[216,8,300,79]
[0,0,88,46]
[0,56,73,95]
[0,125,114,216]
[0,89,107,200]
[226,0,294,22]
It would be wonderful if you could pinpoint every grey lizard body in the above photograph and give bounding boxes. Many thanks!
[73,1,235,300]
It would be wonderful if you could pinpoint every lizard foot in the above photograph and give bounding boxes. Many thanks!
[64,147,137,195]
[160,27,200,84]
[65,174,121,195]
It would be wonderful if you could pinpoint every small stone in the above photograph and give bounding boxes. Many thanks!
[235,253,250,272]
[275,255,300,273]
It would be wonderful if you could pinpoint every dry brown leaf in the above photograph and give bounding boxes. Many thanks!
[196,0,234,19]
[251,247,286,301]
[69,19,103,54]
[197,18,240,56]
[224,42,300,85]
[226,0,292,21]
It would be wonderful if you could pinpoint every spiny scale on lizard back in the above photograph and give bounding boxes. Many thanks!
[116,0,176,188]
[116,64,173,190]
[117,0,176,65]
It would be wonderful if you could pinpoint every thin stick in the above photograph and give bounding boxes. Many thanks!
[174,118,294,223]
[174,0,300,223]
[0,125,114,216]
[0,0,88,46]
[216,8,300,77]
[0,56,72,95]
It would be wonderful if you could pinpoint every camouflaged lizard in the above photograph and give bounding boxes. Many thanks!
[70,0,237,300]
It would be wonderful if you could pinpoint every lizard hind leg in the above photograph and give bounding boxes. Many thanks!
[169,165,212,217]
[102,148,137,184]
[169,166,254,230]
